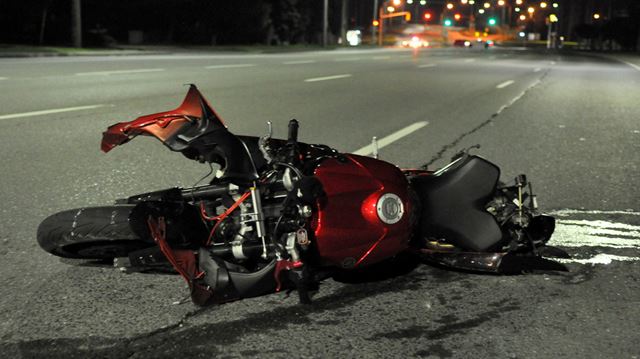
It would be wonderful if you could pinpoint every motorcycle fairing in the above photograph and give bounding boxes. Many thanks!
[101,85,226,153]
[101,85,259,182]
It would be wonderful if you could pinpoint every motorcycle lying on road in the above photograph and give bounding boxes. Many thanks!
[37,85,569,306]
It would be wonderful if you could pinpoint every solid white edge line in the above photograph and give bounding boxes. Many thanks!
[304,74,352,83]
[418,64,437,68]
[622,61,640,72]
[283,60,316,65]
[0,104,106,120]
[205,64,256,69]
[75,68,165,76]
[353,121,429,156]
[496,80,515,89]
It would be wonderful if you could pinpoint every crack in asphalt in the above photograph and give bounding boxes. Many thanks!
[421,69,550,169]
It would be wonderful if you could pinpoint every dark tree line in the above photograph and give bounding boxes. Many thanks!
[0,0,343,46]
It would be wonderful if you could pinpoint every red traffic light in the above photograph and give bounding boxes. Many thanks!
[454,13,462,20]
[424,12,432,20]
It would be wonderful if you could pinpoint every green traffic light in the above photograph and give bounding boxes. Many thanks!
[444,19,453,26]
[488,18,497,26]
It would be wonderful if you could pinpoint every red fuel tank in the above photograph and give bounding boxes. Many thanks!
[311,154,412,269]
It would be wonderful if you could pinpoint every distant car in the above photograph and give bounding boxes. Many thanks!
[401,36,429,49]
[453,39,473,48]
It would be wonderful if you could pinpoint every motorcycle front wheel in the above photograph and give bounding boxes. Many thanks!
[37,205,152,259]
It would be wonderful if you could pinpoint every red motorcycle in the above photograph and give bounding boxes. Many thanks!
[37,85,569,306]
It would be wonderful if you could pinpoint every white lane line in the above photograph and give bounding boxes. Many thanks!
[557,254,640,265]
[547,209,640,265]
[553,209,640,216]
[205,64,256,69]
[463,58,476,63]
[533,67,542,72]
[334,57,361,62]
[373,56,391,60]
[622,61,640,72]
[418,64,437,68]
[0,104,106,120]
[496,80,515,89]
[353,121,429,156]
[283,60,316,65]
[0,77,7,80]
[76,68,165,76]
[304,74,352,83]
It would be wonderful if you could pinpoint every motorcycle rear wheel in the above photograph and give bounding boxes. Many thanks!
[37,205,152,259]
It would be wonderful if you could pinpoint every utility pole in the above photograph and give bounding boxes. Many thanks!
[71,0,82,47]
[323,0,329,47]
[372,0,379,45]
[340,0,349,45]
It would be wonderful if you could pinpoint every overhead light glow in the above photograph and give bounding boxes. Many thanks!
[515,7,520,12]
[519,31,526,37]
[540,2,547,8]
[387,6,395,12]
[527,7,535,14]
[447,3,454,9]
[393,0,402,6]
[516,0,523,4]
[553,3,559,8]
[519,14,526,20]
[420,0,427,5]
[407,0,414,4]
[461,0,468,4]
[479,9,485,14]
[469,0,475,4]
[498,0,505,6]
[484,2,490,9]
[593,13,600,19]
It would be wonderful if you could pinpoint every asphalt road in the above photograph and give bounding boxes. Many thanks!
[0,46,639,358]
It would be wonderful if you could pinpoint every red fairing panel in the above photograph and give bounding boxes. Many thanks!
[101,85,226,153]
[312,155,412,268]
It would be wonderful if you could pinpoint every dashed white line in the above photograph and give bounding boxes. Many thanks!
[353,121,429,156]
[304,74,352,83]
[0,104,106,120]
[0,77,7,80]
[463,58,476,63]
[205,64,256,69]
[533,67,542,72]
[496,80,515,89]
[373,56,391,60]
[418,64,437,68]
[283,60,316,65]
[622,61,640,72]
[75,68,165,76]
[334,57,361,62]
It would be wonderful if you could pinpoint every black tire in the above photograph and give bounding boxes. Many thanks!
[37,205,153,259]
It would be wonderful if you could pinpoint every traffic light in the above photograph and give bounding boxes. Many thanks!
[488,18,497,26]
[423,12,432,21]
[372,20,380,27]
[444,19,453,26]
[454,13,462,21]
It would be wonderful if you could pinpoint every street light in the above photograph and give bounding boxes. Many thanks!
[387,6,395,12]
[479,9,485,14]
[498,0,505,6]
[527,7,535,14]
[515,0,523,4]
[593,13,601,20]
[540,2,547,9]
[392,0,402,6]
[483,2,490,9]
[446,3,454,10]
